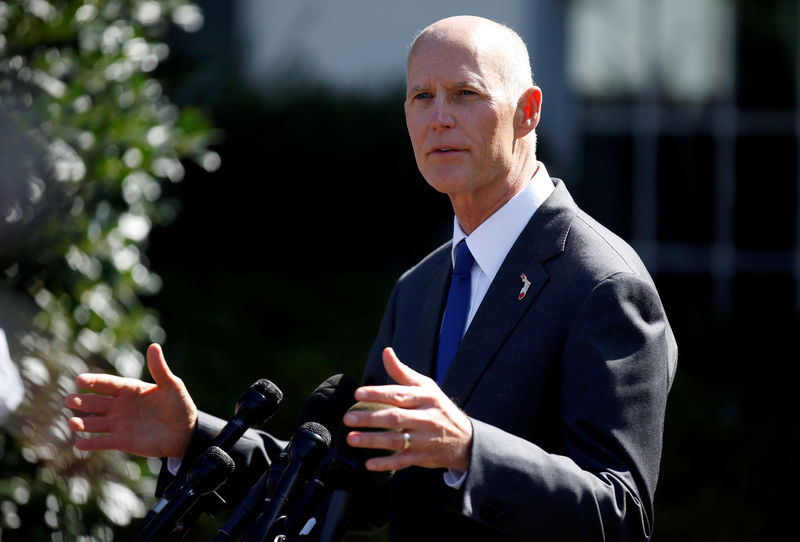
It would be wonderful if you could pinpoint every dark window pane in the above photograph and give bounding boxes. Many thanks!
[657,135,715,245]
[574,134,634,240]
[734,135,797,250]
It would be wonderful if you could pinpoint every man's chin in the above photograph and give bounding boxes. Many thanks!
[422,173,474,195]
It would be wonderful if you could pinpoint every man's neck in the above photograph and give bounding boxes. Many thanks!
[451,161,540,235]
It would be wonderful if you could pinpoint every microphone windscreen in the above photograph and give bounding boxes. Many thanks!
[234,378,283,426]
[328,402,396,491]
[252,378,284,403]
[296,374,359,433]
[188,446,236,494]
[298,421,332,447]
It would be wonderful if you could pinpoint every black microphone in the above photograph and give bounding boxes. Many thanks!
[274,375,360,538]
[314,402,396,542]
[293,374,360,435]
[208,378,284,452]
[137,378,283,537]
[242,421,332,542]
[215,374,358,542]
[133,446,235,541]
[212,450,288,542]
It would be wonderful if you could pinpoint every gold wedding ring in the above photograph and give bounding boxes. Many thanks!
[402,431,412,451]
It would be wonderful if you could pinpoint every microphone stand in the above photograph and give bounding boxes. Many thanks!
[242,423,330,542]
[133,446,235,541]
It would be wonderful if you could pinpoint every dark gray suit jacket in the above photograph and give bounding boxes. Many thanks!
[162,179,676,541]
[359,179,677,541]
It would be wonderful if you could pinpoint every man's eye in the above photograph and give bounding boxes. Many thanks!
[414,92,431,100]
[458,90,476,96]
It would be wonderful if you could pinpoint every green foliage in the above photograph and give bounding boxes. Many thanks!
[0,1,217,539]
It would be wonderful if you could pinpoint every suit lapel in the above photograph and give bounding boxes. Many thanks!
[442,180,577,406]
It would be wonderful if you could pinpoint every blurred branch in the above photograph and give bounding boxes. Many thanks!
[0,1,216,539]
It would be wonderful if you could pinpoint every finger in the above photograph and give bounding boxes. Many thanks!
[67,416,83,431]
[344,406,419,431]
[64,393,114,414]
[146,343,176,387]
[353,384,425,408]
[74,435,121,452]
[68,415,112,434]
[365,450,425,472]
[381,347,430,387]
[74,373,137,396]
[346,429,408,451]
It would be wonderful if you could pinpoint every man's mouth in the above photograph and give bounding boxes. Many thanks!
[430,146,464,155]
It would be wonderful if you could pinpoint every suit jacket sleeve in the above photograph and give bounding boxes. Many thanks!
[155,411,287,505]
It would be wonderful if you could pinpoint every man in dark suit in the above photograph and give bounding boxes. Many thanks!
[66,15,676,541]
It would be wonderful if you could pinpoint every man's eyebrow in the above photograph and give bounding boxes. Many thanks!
[406,79,486,96]
[455,78,487,91]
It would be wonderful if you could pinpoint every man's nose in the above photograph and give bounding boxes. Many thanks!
[430,96,455,130]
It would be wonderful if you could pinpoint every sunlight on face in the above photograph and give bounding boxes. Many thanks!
[404,33,519,201]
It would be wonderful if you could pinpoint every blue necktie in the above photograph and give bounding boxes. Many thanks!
[436,241,475,385]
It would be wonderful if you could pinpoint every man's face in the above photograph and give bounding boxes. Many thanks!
[404,36,518,199]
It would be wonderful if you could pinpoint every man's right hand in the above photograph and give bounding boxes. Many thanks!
[64,343,198,459]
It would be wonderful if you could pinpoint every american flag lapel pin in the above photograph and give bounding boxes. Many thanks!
[518,273,531,300]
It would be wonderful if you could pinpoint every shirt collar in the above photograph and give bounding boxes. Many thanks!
[451,162,554,281]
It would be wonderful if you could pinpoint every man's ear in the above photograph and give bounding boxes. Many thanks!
[516,86,542,137]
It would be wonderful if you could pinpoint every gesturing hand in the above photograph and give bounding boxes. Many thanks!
[344,347,473,473]
[64,343,198,459]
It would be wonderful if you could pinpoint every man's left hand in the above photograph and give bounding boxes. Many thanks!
[344,347,473,473]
